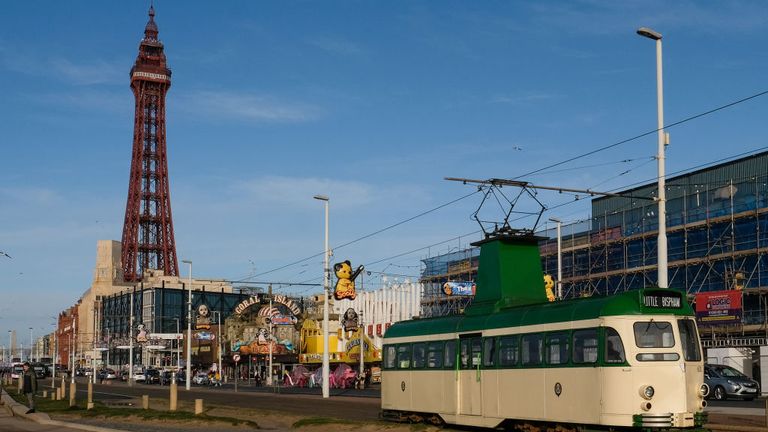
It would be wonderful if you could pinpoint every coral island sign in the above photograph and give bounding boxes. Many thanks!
[234,296,260,315]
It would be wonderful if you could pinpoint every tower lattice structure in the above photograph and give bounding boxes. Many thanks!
[121,6,178,282]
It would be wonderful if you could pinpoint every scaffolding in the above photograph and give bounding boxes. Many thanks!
[420,153,768,342]
[420,248,479,317]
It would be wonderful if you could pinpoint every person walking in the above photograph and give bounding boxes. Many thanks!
[21,362,38,414]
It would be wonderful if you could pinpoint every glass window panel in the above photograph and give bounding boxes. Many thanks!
[521,334,543,366]
[498,336,519,367]
[634,321,675,348]
[605,327,626,363]
[573,329,598,364]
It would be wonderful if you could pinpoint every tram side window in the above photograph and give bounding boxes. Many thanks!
[412,343,426,368]
[605,327,626,364]
[444,340,456,369]
[460,338,483,369]
[427,342,444,368]
[573,329,598,364]
[634,321,674,348]
[498,336,519,367]
[546,331,570,365]
[384,345,397,369]
[678,319,702,362]
[483,338,496,367]
[397,345,412,369]
[521,334,543,366]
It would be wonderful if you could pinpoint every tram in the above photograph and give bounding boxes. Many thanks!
[382,231,708,431]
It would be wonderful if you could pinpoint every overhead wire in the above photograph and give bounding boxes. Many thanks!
[236,90,768,285]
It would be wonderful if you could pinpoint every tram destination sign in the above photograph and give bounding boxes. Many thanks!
[643,291,683,309]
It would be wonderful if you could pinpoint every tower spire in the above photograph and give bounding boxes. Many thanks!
[144,4,159,41]
[122,7,178,282]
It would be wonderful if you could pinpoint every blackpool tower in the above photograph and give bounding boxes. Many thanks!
[121,6,178,282]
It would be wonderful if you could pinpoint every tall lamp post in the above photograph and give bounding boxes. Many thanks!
[212,311,222,383]
[548,218,563,300]
[313,194,330,399]
[172,318,180,369]
[182,259,193,390]
[637,26,668,289]
[28,327,33,362]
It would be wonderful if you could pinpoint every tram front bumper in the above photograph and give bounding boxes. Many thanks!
[633,411,706,428]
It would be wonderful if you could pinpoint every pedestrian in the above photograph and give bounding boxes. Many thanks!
[22,362,38,414]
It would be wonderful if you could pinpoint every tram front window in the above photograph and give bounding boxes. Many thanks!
[605,327,626,364]
[678,319,702,362]
[634,321,675,348]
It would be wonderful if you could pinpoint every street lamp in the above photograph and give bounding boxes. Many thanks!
[29,327,33,362]
[172,318,180,369]
[637,26,668,288]
[313,194,330,399]
[212,311,222,384]
[182,259,193,390]
[548,218,563,300]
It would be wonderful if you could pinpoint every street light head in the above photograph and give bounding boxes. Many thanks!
[548,217,561,223]
[181,259,192,265]
[313,194,329,201]
[637,27,662,40]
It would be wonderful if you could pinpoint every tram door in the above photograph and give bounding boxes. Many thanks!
[458,334,483,416]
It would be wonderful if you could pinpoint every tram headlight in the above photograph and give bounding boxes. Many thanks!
[700,383,710,398]
[639,385,655,400]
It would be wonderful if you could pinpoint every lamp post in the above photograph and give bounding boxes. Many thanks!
[29,327,33,362]
[212,311,222,384]
[172,318,180,369]
[549,218,563,300]
[637,26,668,289]
[313,194,330,399]
[129,287,135,386]
[182,259,193,390]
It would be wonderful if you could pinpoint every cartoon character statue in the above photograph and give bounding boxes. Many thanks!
[544,274,556,302]
[333,260,364,300]
[195,304,211,329]
[136,324,148,343]
[342,308,359,332]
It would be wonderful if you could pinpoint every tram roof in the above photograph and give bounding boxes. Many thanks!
[385,288,693,339]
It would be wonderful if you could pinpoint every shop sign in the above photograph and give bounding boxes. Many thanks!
[194,331,216,341]
[148,333,183,340]
[267,314,298,325]
[442,281,475,296]
[695,290,743,325]
[346,337,370,353]
[273,294,302,316]
[234,296,260,315]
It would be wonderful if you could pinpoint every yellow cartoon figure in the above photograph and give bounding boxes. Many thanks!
[334,260,364,300]
[544,274,556,302]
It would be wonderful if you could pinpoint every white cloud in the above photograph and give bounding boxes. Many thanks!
[49,58,124,86]
[176,91,322,123]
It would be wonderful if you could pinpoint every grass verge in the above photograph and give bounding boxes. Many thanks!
[3,386,259,429]
[292,417,373,428]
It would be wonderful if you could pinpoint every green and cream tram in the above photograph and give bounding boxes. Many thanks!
[382,233,707,431]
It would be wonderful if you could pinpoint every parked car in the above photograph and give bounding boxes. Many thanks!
[144,369,160,384]
[705,364,760,400]
[192,372,210,385]
[133,372,147,383]
[98,369,117,380]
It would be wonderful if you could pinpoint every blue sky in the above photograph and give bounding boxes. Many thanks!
[2,1,768,339]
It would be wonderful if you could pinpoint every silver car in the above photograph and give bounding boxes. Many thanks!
[704,364,760,400]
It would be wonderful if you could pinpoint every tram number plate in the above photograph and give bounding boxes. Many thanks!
[643,292,682,309]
